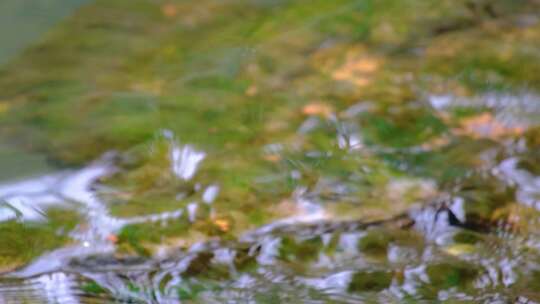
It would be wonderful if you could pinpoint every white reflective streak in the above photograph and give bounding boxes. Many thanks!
[0,273,81,304]
[0,173,66,222]
[170,144,205,180]
[497,157,540,209]
[202,184,220,204]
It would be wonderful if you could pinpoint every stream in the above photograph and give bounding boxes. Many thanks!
[1,0,540,303]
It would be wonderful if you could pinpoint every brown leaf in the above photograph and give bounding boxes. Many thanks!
[245,85,258,97]
[263,154,281,163]
[302,102,334,118]
[332,53,381,87]
[213,219,230,232]
[161,3,178,18]
[107,234,119,244]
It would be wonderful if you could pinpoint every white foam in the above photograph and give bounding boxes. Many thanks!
[202,184,219,204]
[170,144,205,180]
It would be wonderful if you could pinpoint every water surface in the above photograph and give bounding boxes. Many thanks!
[1,0,540,302]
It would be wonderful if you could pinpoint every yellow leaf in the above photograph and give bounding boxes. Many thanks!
[0,103,8,113]
[443,244,476,256]
[214,219,230,232]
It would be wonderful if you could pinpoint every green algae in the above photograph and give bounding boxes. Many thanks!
[1,0,540,302]
[425,262,478,289]
[80,281,107,295]
[348,270,393,293]
[0,208,79,272]
[1,0,539,165]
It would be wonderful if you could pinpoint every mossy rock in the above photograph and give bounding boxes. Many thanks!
[358,230,393,256]
[425,262,478,289]
[0,208,79,271]
[347,270,393,293]
[278,236,323,262]
[452,230,483,244]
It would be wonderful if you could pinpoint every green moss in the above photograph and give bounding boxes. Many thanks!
[109,195,188,218]
[360,108,447,148]
[0,208,79,270]
[453,231,482,244]
[358,230,392,256]
[117,219,191,256]
[80,281,107,295]
[278,236,323,262]
[2,0,537,166]
[177,282,206,301]
[347,270,393,292]
[425,262,478,289]
[1,1,540,300]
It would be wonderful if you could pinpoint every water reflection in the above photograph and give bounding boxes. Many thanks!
[1,205,539,302]
[497,158,540,210]
[1,0,540,300]
[0,273,84,304]
[430,92,540,132]
[0,138,212,279]
[1,94,540,302]
[170,143,206,181]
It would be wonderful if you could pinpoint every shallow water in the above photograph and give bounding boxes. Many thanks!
[0,0,88,66]
[1,0,540,303]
